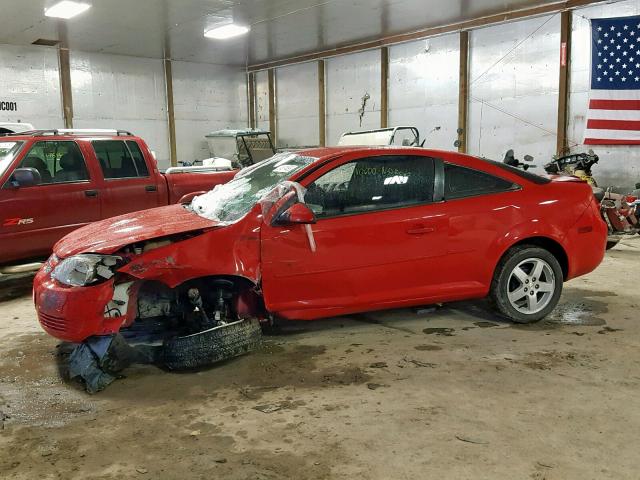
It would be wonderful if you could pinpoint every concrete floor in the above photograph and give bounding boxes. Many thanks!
[1,237,639,480]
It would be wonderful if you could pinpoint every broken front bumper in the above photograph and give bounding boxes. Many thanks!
[34,267,131,343]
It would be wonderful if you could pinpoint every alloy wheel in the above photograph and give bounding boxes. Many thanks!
[506,257,556,315]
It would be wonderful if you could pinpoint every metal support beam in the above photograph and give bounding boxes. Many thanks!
[57,22,73,129]
[248,0,608,72]
[380,47,389,129]
[268,69,277,145]
[556,10,572,157]
[164,59,178,167]
[318,60,326,147]
[248,72,256,130]
[457,31,469,154]
[58,47,73,129]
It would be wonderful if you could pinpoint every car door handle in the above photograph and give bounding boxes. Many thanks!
[84,190,98,198]
[145,185,158,192]
[407,226,435,235]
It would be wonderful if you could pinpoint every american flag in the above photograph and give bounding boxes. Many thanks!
[586,15,640,145]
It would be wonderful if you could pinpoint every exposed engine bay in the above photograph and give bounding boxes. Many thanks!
[66,235,266,394]
[119,276,264,345]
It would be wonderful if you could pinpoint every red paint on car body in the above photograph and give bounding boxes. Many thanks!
[33,147,607,343]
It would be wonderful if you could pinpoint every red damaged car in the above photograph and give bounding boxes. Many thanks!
[33,147,607,391]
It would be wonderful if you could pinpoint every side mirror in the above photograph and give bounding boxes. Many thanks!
[178,191,206,204]
[12,167,41,188]
[276,203,316,226]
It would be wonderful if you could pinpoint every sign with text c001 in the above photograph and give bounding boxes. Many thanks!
[0,101,18,111]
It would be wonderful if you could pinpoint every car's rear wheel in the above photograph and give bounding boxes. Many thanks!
[490,246,563,324]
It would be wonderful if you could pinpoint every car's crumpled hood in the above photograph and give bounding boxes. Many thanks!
[55,204,219,258]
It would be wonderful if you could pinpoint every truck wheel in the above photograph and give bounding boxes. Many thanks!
[490,246,563,324]
[163,319,262,370]
[606,240,620,250]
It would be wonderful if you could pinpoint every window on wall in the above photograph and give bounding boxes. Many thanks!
[305,155,435,218]
[92,140,150,179]
[444,163,516,200]
[18,141,89,185]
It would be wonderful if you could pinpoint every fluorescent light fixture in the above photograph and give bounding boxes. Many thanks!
[44,1,91,19]
[204,23,250,40]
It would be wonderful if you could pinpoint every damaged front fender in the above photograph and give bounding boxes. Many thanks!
[118,209,263,288]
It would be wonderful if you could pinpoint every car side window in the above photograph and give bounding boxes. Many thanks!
[17,141,89,185]
[305,155,435,218]
[445,163,516,201]
[93,140,150,179]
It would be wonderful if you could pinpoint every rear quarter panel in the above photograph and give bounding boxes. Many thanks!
[432,151,596,292]
[438,188,568,296]
[485,179,597,283]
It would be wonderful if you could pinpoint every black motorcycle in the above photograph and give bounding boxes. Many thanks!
[503,149,535,170]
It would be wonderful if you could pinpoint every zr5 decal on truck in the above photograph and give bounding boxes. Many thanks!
[3,218,34,227]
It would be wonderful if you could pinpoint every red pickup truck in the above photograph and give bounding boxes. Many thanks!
[0,129,237,271]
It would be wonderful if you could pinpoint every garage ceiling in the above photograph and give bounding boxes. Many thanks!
[0,0,565,66]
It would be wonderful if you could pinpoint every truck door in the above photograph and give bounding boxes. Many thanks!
[0,140,101,263]
[91,139,162,218]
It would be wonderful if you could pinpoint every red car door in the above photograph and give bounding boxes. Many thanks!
[91,139,162,218]
[261,153,449,319]
[0,139,102,263]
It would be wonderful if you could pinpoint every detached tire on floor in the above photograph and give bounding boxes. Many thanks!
[490,245,563,324]
[163,319,262,370]
[606,240,620,250]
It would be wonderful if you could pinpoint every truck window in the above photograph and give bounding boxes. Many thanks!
[93,140,150,179]
[126,141,150,176]
[17,141,89,185]
[127,140,149,177]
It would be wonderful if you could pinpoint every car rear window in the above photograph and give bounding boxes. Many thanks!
[445,163,517,200]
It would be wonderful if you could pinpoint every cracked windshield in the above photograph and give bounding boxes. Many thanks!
[190,153,316,223]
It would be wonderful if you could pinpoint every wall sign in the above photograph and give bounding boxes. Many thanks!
[0,101,18,111]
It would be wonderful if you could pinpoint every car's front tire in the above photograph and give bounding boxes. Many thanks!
[162,318,262,370]
[490,245,563,324]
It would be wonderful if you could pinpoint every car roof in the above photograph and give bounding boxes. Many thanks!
[293,146,548,186]
[298,146,483,165]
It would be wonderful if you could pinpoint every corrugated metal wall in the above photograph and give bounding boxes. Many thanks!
[571,0,640,189]
[0,44,62,129]
[468,15,561,163]
[389,34,460,151]
[276,62,319,148]
[326,50,382,145]
[70,51,170,166]
[172,61,247,165]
